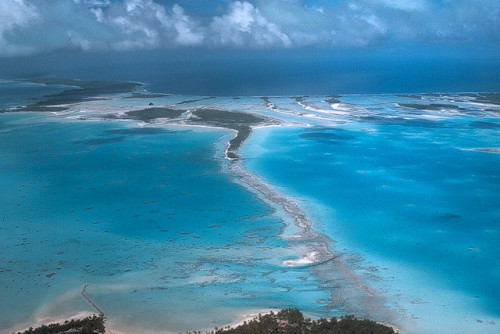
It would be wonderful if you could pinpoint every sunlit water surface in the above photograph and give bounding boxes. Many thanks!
[1,81,499,333]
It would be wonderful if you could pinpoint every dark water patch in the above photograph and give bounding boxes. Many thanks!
[365,117,446,128]
[403,119,447,128]
[300,129,356,144]
[357,116,445,128]
[74,136,124,145]
[469,121,500,129]
[358,115,384,122]
[124,108,185,122]
[437,213,461,221]
[105,128,168,135]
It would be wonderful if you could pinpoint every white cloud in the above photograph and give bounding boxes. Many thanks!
[209,1,291,47]
[0,0,38,56]
[105,0,167,49]
[0,0,498,56]
[370,0,427,12]
[97,0,205,48]
[171,4,204,46]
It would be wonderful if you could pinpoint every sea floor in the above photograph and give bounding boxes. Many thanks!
[0,80,499,333]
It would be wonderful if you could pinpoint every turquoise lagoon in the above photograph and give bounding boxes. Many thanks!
[0,81,499,333]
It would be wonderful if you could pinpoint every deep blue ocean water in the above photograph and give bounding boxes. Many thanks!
[1,81,499,333]
[1,49,499,95]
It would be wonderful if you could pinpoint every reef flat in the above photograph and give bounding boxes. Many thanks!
[1,79,499,334]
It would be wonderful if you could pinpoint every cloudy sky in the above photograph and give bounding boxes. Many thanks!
[1,0,499,56]
[0,0,498,93]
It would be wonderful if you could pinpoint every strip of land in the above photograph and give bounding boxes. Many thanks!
[187,108,273,160]
[1,78,277,160]
[2,78,397,333]
[15,309,396,334]
[2,78,140,113]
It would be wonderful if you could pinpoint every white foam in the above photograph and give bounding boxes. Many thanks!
[283,251,319,267]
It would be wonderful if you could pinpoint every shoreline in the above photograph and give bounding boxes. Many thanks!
[13,79,500,333]
[5,312,97,334]
[0,78,400,333]
[228,135,398,324]
[9,308,399,334]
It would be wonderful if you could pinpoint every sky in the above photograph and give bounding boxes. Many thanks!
[0,0,499,94]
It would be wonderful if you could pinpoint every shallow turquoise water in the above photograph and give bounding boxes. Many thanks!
[0,112,326,333]
[1,81,499,333]
[242,104,500,333]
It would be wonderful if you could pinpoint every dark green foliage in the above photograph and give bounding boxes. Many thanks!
[190,109,266,127]
[226,125,251,159]
[397,103,464,111]
[212,309,396,334]
[189,109,269,160]
[15,315,105,334]
[124,107,185,121]
[14,79,140,112]
[16,309,396,334]
[472,93,500,105]
[292,96,308,103]
[176,97,216,105]
[325,96,342,104]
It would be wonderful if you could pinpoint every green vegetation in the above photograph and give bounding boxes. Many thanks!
[176,96,216,105]
[394,94,422,100]
[124,107,185,121]
[226,125,252,160]
[28,79,138,110]
[259,97,278,111]
[124,92,168,99]
[15,309,396,334]
[190,109,266,126]
[2,106,68,113]
[7,78,140,113]
[14,315,105,334]
[293,96,308,103]
[325,96,342,104]
[189,108,271,160]
[397,103,464,111]
[471,93,500,105]
[209,309,396,334]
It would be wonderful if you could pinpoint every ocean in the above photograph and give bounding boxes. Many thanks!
[1,49,499,96]
[0,80,499,333]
